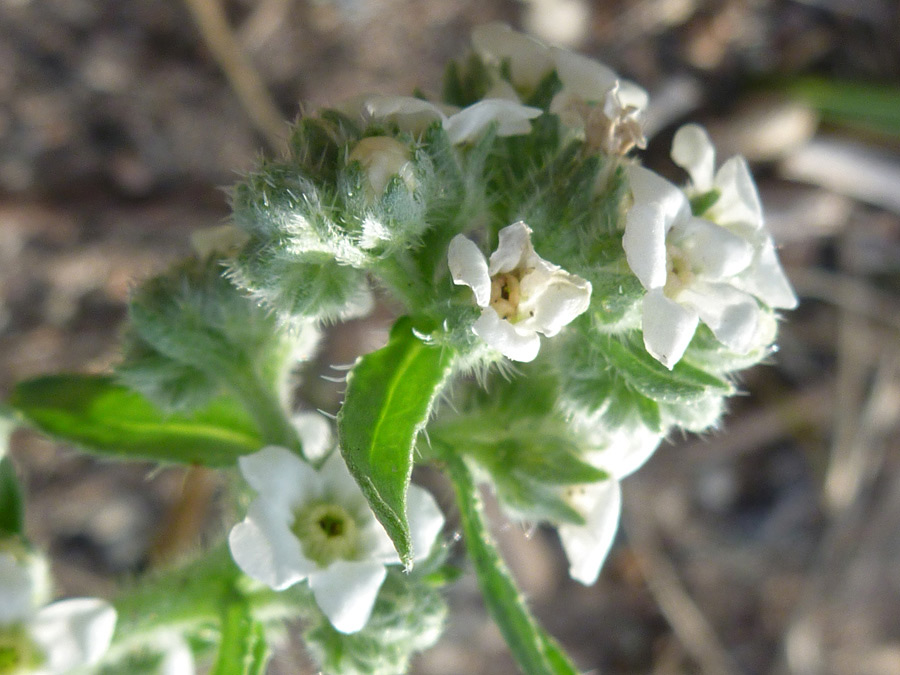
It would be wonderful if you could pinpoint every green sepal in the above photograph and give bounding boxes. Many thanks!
[492,472,587,526]
[683,321,778,374]
[0,456,24,538]
[442,53,493,107]
[337,317,455,567]
[524,68,563,110]
[289,113,361,186]
[600,333,733,403]
[10,375,261,466]
[690,189,721,217]
[431,371,604,525]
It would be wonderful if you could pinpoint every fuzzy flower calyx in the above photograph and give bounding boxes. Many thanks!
[449,222,591,362]
[623,125,797,369]
[228,442,444,634]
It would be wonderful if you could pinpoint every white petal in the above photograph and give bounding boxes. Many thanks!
[680,283,761,354]
[30,598,116,673]
[671,124,716,191]
[488,221,532,275]
[238,446,321,509]
[228,499,316,590]
[293,412,333,462]
[735,239,798,309]
[309,560,387,634]
[0,552,42,624]
[615,80,650,113]
[473,308,541,362]
[589,426,665,480]
[671,216,754,280]
[626,166,690,222]
[406,484,445,562]
[363,95,447,136]
[641,288,700,369]
[318,451,369,514]
[625,167,692,288]
[448,234,491,307]
[712,156,764,229]
[483,79,521,102]
[519,271,592,337]
[552,48,619,104]
[557,480,622,585]
[471,23,554,90]
[444,99,542,145]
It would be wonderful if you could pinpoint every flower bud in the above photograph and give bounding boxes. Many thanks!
[348,136,416,200]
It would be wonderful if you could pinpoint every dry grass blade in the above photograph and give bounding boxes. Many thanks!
[623,487,742,675]
[183,0,286,152]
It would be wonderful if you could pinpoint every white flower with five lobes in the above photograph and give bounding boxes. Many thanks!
[228,443,444,634]
[0,553,116,675]
[449,222,592,362]
[623,125,797,369]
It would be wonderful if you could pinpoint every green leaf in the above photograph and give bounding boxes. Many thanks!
[443,450,580,675]
[338,318,455,568]
[0,456,24,538]
[10,375,262,466]
[211,597,268,675]
[600,334,732,403]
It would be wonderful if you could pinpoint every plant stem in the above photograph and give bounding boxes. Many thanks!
[227,366,302,455]
[441,448,581,675]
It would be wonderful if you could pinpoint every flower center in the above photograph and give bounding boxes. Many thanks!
[663,243,694,299]
[0,625,44,675]
[291,502,360,567]
[490,273,521,320]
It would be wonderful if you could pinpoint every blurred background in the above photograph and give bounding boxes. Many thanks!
[2,0,900,673]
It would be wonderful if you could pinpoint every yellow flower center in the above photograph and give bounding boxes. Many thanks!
[292,502,360,567]
[663,243,694,299]
[490,272,521,321]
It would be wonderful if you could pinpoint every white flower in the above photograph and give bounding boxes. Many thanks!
[362,95,542,145]
[557,425,664,585]
[622,126,797,369]
[671,124,798,310]
[470,23,648,154]
[0,595,117,675]
[449,221,592,362]
[228,446,444,634]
